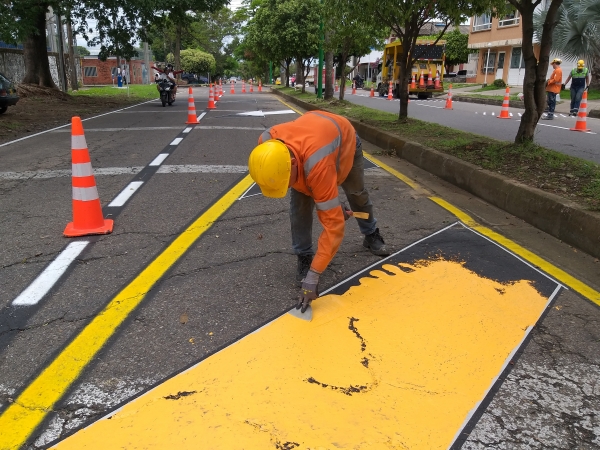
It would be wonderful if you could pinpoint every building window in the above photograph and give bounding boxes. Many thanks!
[510,47,524,69]
[473,14,492,31]
[481,52,496,74]
[83,67,98,77]
[498,9,520,27]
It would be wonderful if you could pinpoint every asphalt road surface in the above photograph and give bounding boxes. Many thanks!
[345,91,600,164]
[0,87,599,449]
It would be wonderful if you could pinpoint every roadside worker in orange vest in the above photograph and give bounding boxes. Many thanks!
[543,58,562,120]
[248,111,389,312]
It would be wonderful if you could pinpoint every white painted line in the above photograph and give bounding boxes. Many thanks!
[52,127,183,132]
[170,137,184,146]
[518,113,522,117]
[183,127,192,134]
[157,164,247,174]
[0,100,156,148]
[107,181,144,207]
[263,109,296,116]
[416,103,443,109]
[239,182,258,200]
[492,112,495,116]
[195,126,267,131]
[537,123,596,134]
[0,167,144,180]
[237,111,265,117]
[197,112,207,121]
[559,114,566,117]
[509,113,513,117]
[149,153,169,167]
[483,112,487,115]
[12,241,90,306]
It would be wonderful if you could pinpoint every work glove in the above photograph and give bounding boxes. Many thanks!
[585,86,589,91]
[297,269,320,313]
[341,202,353,221]
[561,83,565,91]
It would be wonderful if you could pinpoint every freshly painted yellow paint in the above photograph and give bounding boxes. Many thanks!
[0,175,254,450]
[54,259,549,450]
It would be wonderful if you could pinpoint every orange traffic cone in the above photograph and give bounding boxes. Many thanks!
[242,80,246,93]
[185,87,199,124]
[387,81,393,100]
[352,81,356,95]
[434,71,441,89]
[411,74,416,89]
[207,84,216,109]
[444,84,453,110]
[64,117,113,237]
[419,72,425,88]
[218,79,223,98]
[498,86,511,119]
[230,80,235,94]
[258,80,262,92]
[427,68,434,87]
[335,83,339,92]
[571,91,591,132]
[370,86,374,97]
[250,81,254,93]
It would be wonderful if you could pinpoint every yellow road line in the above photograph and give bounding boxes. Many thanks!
[0,175,254,450]
[365,152,600,307]
[274,97,304,115]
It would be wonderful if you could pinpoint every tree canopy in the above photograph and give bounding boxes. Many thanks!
[180,48,217,74]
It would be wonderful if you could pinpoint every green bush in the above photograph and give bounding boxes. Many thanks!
[493,79,506,88]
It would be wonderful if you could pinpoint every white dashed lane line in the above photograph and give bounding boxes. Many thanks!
[108,181,145,207]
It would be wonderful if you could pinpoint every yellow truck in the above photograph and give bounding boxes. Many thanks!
[376,40,446,99]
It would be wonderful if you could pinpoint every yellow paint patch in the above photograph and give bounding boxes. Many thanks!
[54,259,548,450]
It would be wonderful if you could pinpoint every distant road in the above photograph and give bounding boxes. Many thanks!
[345,92,600,164]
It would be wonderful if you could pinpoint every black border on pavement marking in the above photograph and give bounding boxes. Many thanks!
[43,221,562,449]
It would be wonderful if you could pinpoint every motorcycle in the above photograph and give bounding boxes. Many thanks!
[156,78,175,107]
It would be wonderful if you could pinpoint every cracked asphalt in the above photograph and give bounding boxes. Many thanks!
[0,87,599,449]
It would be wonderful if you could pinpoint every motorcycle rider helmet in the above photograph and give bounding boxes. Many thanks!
[166,64,174,71]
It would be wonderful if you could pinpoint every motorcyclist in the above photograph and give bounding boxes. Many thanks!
[152,63,183,99]
[352,73,364,88]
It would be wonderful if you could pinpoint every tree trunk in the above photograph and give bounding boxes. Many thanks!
[22,4,57,88]
[338,53,348,100]
[175,23,182,79]
[398,48,410,119]
[513,0,562,143]
[325,50,334,100]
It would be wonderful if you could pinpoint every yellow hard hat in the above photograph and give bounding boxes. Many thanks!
[248,139,291,198]
[577,59,584,67]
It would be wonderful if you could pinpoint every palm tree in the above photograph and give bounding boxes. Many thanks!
[534,0,600,85]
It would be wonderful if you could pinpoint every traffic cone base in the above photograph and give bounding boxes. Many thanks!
[64,116,113,237]
[571,91,591,132]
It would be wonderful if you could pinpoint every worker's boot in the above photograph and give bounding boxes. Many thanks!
[363,228,390,257]
[296,254,313,285]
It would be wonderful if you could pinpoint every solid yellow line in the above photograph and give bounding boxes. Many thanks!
[274,97,304,115]
[0,174,255,450]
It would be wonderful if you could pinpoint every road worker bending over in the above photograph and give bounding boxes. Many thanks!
[248,111,389,313]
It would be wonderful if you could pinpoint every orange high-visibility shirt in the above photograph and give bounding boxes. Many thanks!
[546,67,563,94]
[258,111,357,273]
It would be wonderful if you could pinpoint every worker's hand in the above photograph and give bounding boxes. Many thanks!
[341,202,353,221]
[585,85,589,91]
[297,269,320,313]
[561,83,566,91]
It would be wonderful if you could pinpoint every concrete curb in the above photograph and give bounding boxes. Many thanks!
[272,88,600,259]
[452,95,525,109]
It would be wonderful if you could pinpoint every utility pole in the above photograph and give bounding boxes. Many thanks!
[317,0,324,98]
[143,42,151,84]
[55,14,68,92]
[66,15,78,91]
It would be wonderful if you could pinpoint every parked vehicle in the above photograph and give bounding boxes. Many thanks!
[156,77,175,107]
[0,72,19,115]
[376,39,446,99]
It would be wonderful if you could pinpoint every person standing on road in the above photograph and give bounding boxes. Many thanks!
[248,111,389,312]
[543,58,563,120]
[563,60,591,116]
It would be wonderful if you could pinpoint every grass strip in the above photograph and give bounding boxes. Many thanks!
[71,84,158,100]
[276,86,600,211]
